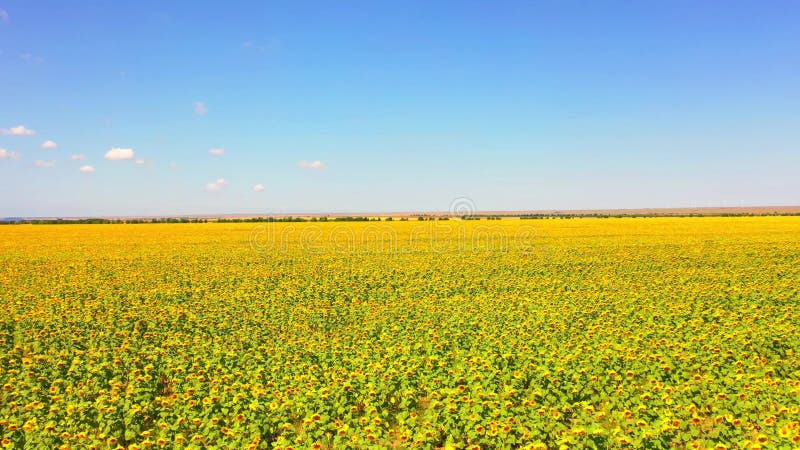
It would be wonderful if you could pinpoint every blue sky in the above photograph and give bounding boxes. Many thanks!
[1,1,798,216]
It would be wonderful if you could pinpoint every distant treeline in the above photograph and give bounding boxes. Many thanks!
[2,216,458,224]
[3,216,385,225]
[9,218,211,225]
[2,212,799,224]
[517,212,800,219]
[220,216,384,223]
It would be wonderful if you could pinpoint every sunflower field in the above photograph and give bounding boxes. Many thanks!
[1,217,799,449]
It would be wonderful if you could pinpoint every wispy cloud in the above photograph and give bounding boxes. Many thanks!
[208,148,225,156]
[135,159,146,165]
[70,154,85,161]
[104,148,135,160]
[0,125,36,136]
[206,178,227,192]
[242,39,281,53]
[79,165,95,173]
[19,53,44,64]
[41,140,58,150]
[34,160,55,168]
[193,101,208,115]
[0,149,21,160]
[242,41,266,52]
[0,9,9,23]
[254,183,265,192]
[297,160,326,170]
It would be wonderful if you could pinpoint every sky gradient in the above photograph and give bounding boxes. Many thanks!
[1,1,798,217]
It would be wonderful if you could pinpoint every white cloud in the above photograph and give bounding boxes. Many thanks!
[104,148,135,160]
[194,101,208,115]
[41,140,57,150]
[206,178,227,192]
[34,160,55,168]
[254,183,265,192]
[297,160,326,170]
[0,9,9,23]
[79,165,95,173]
[208,148,225,156]
[0,125,36,136]
[70,154,85,160]
[135,159,146,165]
[0,149,21,160]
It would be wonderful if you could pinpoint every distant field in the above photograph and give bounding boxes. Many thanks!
[1,217,799,448]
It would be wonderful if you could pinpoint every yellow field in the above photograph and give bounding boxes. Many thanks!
[1,217,799,449]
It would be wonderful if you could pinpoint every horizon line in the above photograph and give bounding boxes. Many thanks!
[5,205,800,221]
